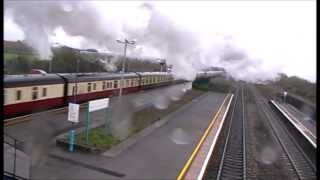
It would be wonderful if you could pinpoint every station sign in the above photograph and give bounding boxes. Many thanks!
[68,103,80,123]
[89,98,109,112]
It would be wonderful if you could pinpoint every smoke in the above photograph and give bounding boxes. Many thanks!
[5,1,122,60]
[99,56,119,72]
[126,3,203,81]
[126,3,280,82]
[5,1,281,82]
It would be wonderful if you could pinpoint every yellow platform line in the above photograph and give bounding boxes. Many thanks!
[176,93,230,180]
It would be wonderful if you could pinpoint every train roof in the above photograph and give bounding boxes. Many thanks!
[139,72,171,76]
[61,72,139,82]
[4,74,64,88]
[4,72,174,88]
[60,72,172,82]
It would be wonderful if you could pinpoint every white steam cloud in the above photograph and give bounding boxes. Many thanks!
[5,1,281,82]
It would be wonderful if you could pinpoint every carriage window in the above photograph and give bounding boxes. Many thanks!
[114,80,118,88]
[93,83,97,90]
[88,83,92,92]
[32,87,38,100]
[16,90,22,101]
[102,81,106,90]
[131,79,134,86]
[42,88,47,97]
[126,79,130,87]
[106,82,111,88]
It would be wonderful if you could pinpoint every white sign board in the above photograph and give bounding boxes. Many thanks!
[89,98,109,112]
[284,91,288,96]
[68,103,80,123]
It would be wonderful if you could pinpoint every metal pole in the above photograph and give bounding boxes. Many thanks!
[119,42,127,99]
[49,60,52,73]
[74,56,79,103]
[13,139,16,178]
[116,39,135,99]
[86,104,90,144]
[68,130,75,152]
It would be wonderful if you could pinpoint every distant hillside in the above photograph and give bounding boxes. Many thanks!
[4,40,225,75]
[258,73,316,105]
[4,40,34,54]
[3,41,169,74]
[274,73,316,105]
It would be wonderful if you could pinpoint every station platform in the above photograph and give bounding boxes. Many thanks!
[177,94,233,180]
[5,90,232,179]
[270,100,316,148]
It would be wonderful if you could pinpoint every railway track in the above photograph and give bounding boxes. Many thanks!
[215,86,246,180]
[252,86,316,180]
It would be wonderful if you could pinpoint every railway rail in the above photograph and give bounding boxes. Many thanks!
[214,86,246,180]
[252,86,316,180]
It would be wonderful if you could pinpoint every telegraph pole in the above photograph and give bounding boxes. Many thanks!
[116,39,136,99]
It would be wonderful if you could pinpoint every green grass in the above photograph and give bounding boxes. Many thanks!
[75,127,120,149]
[4,52,18,60]
[74,89,204,150]
[4,52,36,61]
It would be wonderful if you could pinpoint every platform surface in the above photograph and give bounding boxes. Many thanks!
[5,91,227,179]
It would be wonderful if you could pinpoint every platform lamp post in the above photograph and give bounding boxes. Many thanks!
[116,38,136,100]
[68,49,91,151]
[72,49,93,103]
[283,91,287,104]
[157,58,166,72]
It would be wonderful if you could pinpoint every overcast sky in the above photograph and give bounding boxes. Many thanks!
[4,0,316,82]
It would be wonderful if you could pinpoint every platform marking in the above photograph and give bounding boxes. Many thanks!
[176,94,230,180]
[280,104,316,139]
[197,94,234,180]
[271,100,316,148]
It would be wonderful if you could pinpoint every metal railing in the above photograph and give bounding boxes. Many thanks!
[4,133,28,180]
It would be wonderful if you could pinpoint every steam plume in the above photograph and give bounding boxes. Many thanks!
[5,1,281,82]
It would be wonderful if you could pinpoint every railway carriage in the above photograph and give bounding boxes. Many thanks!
[4,72,179,118]
[4,70,222,118]
[4,74,66,117]
[63,73,141,103]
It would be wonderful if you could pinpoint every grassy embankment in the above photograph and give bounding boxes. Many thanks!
[75,89,204,150]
